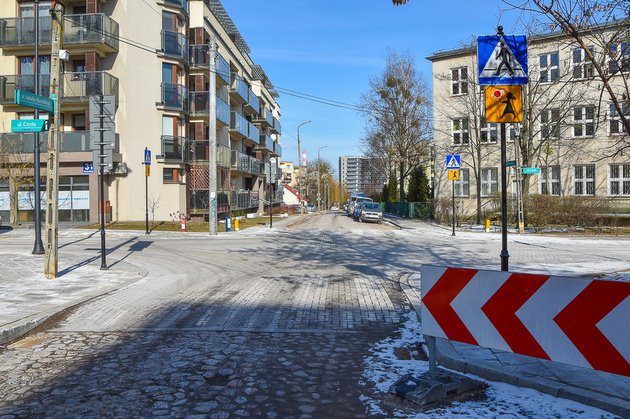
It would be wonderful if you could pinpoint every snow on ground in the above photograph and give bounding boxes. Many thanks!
[360,313,616,418]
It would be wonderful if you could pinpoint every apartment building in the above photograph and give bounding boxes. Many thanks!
[339,155,386,195]
[428,23,629,221]
[0,0,282,224]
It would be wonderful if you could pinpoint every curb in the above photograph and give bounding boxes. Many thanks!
[383,216,405,229]
[398,272,630,417]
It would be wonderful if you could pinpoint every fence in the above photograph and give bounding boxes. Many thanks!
[380,201,434,220]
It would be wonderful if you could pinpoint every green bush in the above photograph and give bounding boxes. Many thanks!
[524,195,612,227]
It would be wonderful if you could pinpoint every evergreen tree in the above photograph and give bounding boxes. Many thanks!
[407,167,430,202]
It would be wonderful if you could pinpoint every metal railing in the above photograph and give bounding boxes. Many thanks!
[273,141,282,157]
[272,117,282,134]
[264,108,274,126]
[230,112,248,137]
[188,93,230,125]
[257,135,274,153]
[0,131,118,154]
[248,122,260,144]
[217,97,230,125]
[161,83,188,111]
[161,30,188,62]
[231,150,262,175]
[0,71,119,104]
[230,74,248,102]
[161,135,189,163]
[189,46,229,84]
[0,14,119,50]
[164,0,188,12]
[247,88,260,113]
[189,142,231,167]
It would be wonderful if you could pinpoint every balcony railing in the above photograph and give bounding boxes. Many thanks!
[188,93,230,125]
[230,190,260,210]
[257,135,274,153]
[231,150,262,175]
[161,83,188,111]
[0,131,118,154]
[247,89,260,114]
[264,108,274,126]
[189,142,230,167]
[273,141,282,157]
[0,14,119,51]
[161,135,189,163]
[272,117,282,135]
[217,97,229,125]
[0,71,119,104]
[230,75,248,102]
[216,54,230,84]
[189,46,230,84]
[161,30,188,62]
[230,112,248,137]
[164,0,188,13]
[248,122,260,144]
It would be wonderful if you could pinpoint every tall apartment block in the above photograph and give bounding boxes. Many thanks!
[0,0,282,224]
[339,156,385,195]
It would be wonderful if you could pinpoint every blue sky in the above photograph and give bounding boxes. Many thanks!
[222,0,523,172]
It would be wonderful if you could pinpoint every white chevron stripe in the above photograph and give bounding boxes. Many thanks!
[420,265,448,338]
[597,295,630,363]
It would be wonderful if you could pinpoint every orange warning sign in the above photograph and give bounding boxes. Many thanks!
[145,165,150,177]
[447,169,460,181]
[485,85,523,123]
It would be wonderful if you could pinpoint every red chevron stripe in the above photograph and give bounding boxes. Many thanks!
[554,280,630,376]
[481,273,551,360]
[422,268,478,345]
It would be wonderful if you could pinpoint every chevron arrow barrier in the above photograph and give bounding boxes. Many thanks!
[421,265,630,377]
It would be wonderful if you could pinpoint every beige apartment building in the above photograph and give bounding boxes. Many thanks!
[428,23,629,223]
[0,0,282,224]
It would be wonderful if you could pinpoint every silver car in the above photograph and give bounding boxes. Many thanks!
[359,202,383,223]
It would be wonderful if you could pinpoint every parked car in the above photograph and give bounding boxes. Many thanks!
[347,196,373,216]
[306,204,316,213]
[359,202,384,223]
[353,202,365,220]
[330,205,339,211]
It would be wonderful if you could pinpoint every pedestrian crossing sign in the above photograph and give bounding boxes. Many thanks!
[445,154,461,169]
[478,34,528,85]
[485,85,523,123]
[448,169,460,181]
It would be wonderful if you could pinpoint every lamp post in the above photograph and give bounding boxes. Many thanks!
[297,120,311,213]
[317,145,327,211]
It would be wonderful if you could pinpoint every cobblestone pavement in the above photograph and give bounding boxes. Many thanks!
[0,212,628,417]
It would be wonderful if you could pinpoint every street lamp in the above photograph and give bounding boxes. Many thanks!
[297,120,312,213]
[317,145,327,211]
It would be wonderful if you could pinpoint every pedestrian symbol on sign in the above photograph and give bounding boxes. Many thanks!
[445,154,461,169]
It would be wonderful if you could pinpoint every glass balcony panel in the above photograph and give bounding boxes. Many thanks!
[248,123,260,144]
[161,83,188,111]
[230,75,248,102]
[161,135,188,162]
[161,30,188,62]
[230,112,248,137]
[0,131,112,153]
[217,97,230,125]
[216,54,230,84]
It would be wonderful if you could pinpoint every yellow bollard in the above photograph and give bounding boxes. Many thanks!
[485,218,491,232]
[235,219,240,231]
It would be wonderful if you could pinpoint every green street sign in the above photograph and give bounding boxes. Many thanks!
[505,160,517,167]
[15,90,54,113]
[11,119,48,133]
[521,167,541,175]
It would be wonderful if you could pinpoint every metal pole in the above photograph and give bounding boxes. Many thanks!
[99,94,107,270]
[500,123,509,271]
[44,2,63,279]
[297,121,311,215]
[145,158,149,235]
[427,335,437,376]
[208,39,218,235]
[452,179,456,236]
[269,184,273,228]
[317,151,321,210]
[32,0,44,255]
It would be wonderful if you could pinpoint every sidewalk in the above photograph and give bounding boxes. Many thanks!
[400,273,630,417]
[0,251,147,345]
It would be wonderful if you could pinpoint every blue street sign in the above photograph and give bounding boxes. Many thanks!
[83,162,94,174]
[14,90,55,113]
[445,154,461,169]
[11,119,47,133]
[144,148,151,165]
[478,35,528,85]
[521,167,541,175]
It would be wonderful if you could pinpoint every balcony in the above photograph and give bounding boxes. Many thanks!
[248,122,260,144]
[256,134,274,153]
[271,117,282,135]
[230,75,248,103]
[161,30,188,63]
[230,112,248,138]
[161,83,188,111]
[245,88,259,115]
[189,142,230,167]
[231,150,262,176]
[161,135,189,163]
[0,131,118,154]
[217,97,230,125]
[0,71,119,106]
[0,14,119,54]
[230,190,260,210]
[273,141,282,158]
[164,0,188,13]
[188,92,230,125]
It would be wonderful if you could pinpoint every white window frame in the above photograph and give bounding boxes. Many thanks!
[608,102,629,136]
[572,47,595,80]
[573,164,596,196]
[608,41,630,74]
[539,52,559,83]
[480,120,499,144]
[573,106,596,138]
[481,167,498,197]
[451,67,468,96]
[539,165,561,196]
[506,123,519,142]
[452,118,469,145]
[541,108,560,139]
[609,164,630,196]
[453,168,470,197]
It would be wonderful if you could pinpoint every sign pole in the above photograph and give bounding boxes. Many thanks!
[451,179,456,236]
[500,123,509,271]
[145,149,149,235]
[32,0,44,255]
[269,183,273,228]
[208,38,218,236]
[98,94,108,271]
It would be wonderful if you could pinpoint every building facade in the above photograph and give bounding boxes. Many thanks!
[338,155,385,196]
[0,0,282,224]
[428,24,629,222]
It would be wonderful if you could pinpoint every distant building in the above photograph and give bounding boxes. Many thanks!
[279,161,294,186]
[338,156,386,196]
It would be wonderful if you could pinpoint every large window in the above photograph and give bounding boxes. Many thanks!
[573,106,596,137]
[574,164,596,196]
[481,167,498,197]
[452,118,469,145]
[572,47,595,79]
[451,67,468,96]
[163,168,182,184]
[609,41,630,74]
[541,108,561,139]
[539,52,559,83]
[609,103,629,135]
[609,164,630,196]
[480,120,499,144]
[540,165,561,195]
[453,168,470,197]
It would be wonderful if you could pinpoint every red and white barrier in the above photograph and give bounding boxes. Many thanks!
[420,265,630,377]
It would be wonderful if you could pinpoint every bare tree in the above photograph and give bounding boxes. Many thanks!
[361,51,432,202]
[0,135,35,226]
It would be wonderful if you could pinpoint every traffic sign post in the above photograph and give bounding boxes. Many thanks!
[446,155,461,237]
[11,119,48,133]
[144,147,151,235]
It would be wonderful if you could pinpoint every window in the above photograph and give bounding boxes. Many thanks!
[572,47,594,79]
[480,120,499,144]
[609,42,630,74]
[539,52,559,83]
[452,118,469,145]
[573,106,596,137]
[454,168,470,197]
[506,124,519,142]
[163,168,182,184]
[481,167,498,197]
[72,114,86,131]
[540,165,561,195]
[451,67,468,95]
[609,103,630,135]
[574,164,595,195]
[609,164,630,196]
[541,108,561,139]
